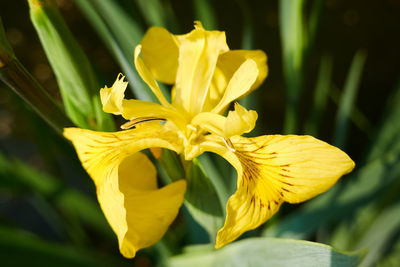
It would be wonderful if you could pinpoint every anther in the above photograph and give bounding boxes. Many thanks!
[121,117,166,130]
[222,137,236,152]
[187,124,197,132]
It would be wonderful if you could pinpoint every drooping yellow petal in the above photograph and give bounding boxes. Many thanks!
[63,124,183,186]
[204,49,268,111]
[175,21,229,115]
[200,134,354,248]
[211,59,259,114]
[191,103,257,138]
[101,153,186,258]
[141,26,179,84]
[100,73,127,115]
[134,45,170,107]
[63,125,186,258]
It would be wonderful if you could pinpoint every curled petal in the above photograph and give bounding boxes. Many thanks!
[201,135,354,248]
[211,59,259,114]
[63,125,185,257]
[217,50,268,91]
[100,73,127,115]
[224,103,258,137]
[204,50,268,111]
[191,103,257,138]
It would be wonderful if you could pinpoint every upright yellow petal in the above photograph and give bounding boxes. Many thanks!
[141,26,179,84]
[211,59,259,114]
[217,50,268,91]
[204,49,268,111]
[200,134,354,248]
[63,125,186,258]
[134,45,170,107]
[175,22,229,115]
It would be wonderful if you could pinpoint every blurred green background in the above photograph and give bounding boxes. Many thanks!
[0,0,400,266]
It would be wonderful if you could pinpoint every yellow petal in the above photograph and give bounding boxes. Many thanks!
[100,73,128,115]
[191,103,257,138]
[63,126,185,258]
[191,112,225,137]
[120,99,186,129]
[141,26,179,84]
[175,22,229,115]
[63,125,183,186]
[101,153,186,258]
[200,134,354,248]
[218,50,268,90]
[211,59,259,114]
[224,103,258,138]
[204,50,268,111]
[134,45,170,107]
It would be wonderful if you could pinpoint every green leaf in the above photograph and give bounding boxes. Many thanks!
[0,226,129,267]
[1,18,71,133]
[354,202,400,267]
[28,0,114,131]
[0,17,14,67]
[0,152,111,239]
[73,0,160,102]
[135,0,166,27]
[193,0,217,30]
[366,80,400,162]
[198,153,231,211]
[168,238,364,267]
[280,0,305,134]
[378,236,400,267]
[157,150,224,240]
[0,152,59,195]
[55,190,113,240]
[184,158,224,239]
[304,54,333,137]
[333,49,367,148]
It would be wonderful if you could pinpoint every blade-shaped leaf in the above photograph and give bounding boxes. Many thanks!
[168,238,364,267]
[0,226,129,267]
[333,49,367,148]
[184,158,224,239]
[28,0,114,131]
[73,0,166,102]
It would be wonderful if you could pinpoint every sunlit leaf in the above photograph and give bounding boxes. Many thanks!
[28,0,114,131]
[168,238,364,267]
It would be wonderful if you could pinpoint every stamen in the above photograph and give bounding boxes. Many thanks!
[121,117,166,130]
[222,137,236,152]
[187,124,197,131]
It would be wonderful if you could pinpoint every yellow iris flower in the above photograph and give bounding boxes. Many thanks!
[63,22,354,258]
